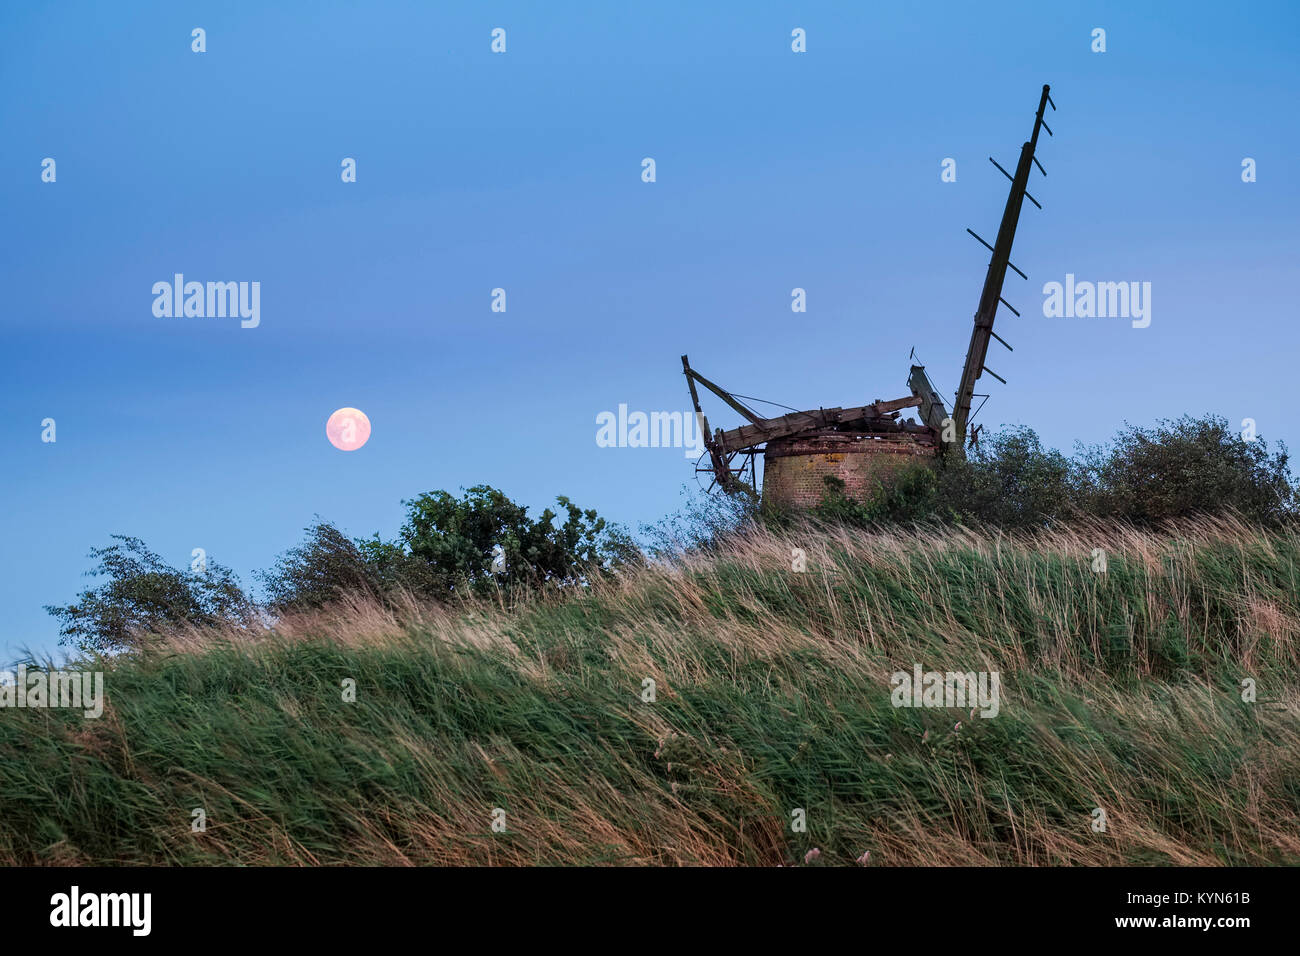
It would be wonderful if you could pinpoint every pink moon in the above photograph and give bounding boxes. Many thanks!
[326,407,371,451]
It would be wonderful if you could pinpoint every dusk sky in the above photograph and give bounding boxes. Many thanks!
[3,0,1297,661]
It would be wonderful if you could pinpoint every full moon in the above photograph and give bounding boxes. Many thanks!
[326,407,371,451]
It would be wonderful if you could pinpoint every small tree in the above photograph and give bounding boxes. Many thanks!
[1077,415,1297,525]
[45,537,252,652]
[259,521,446,613]
[258,521,382,612]
[957,427,1078,527]
[258,487,641,611]
[400,485,639,594]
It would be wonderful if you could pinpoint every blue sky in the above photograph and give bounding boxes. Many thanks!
[2,0,1298,661]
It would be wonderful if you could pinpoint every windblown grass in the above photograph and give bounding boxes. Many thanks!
[2,517,1298,865]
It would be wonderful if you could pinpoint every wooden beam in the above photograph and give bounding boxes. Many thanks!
[683,369,766,425]
[681,355,732,490]
[715,396,921,453]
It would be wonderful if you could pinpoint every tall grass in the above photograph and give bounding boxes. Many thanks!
[2,517,1297,865]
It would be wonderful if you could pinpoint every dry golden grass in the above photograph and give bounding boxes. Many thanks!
[3,517,1297,865]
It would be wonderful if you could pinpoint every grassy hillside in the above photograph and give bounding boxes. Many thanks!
[3,518,1298,866]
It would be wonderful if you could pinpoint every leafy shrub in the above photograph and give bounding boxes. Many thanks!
[400,485,640,595]
[258,521,386,612]
[807,415,1297,530]
[44,537,252,652]
[641,483,762,558]
[1075,415,1297,524]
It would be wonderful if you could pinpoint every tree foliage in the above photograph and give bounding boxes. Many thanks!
[44,537,252,652]
[257,521,383,613]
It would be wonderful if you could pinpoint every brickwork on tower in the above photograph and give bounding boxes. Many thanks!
[761,432,939,511]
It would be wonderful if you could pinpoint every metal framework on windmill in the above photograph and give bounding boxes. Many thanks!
[681,84,1057,494]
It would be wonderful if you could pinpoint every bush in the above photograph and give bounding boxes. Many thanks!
[1076,415,1297,525]
[806,415,1297,531]
[258,521,384,613]
[641,483,762,558]
[258,486,640,613]
[805,427,1075,530]
[49,488,641,642]
[400,485,640,595]
[45,537,252,652]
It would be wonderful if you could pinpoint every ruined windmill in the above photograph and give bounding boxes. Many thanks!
[681,85,1056,509]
